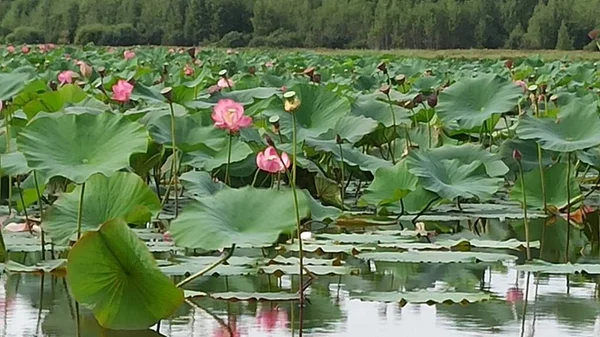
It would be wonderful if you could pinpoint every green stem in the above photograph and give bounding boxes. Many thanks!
[225,133,233,186]
[385,93,397,164]
[5,111,12,216]
[168,102,179,218]
[426,108,432,149]
[76,182,86,240]
[537,144,547,211]
[251,169,260,187]
[517,160,531,261]
[176,245,235,288]
[565,152,572,262]
[291,112,305,335]
[338,141,345,211]
[16,178,29,224]
[33,171,45,260]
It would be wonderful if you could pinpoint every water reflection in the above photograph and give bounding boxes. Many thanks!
[1,261,599,337]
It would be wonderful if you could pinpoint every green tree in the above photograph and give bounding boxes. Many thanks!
[555,20,574,50]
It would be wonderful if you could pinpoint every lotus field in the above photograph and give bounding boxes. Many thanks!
[1,46,600,335]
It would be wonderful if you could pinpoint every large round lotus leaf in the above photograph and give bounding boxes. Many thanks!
[145,113,225,152]
[17,112,149,184]
[304,138,392,174]
[407,150,503,201]
[171,187,310,250]
[437,74,522,130]
[43,172,161,245]
[510,163,580,210]
[424,144,509,177]
[516,99,600,153]
[350,95,411,128]
[272,84,351,139]
[67,218,184,330]
[180,138,253,172]
[360,160,418,208]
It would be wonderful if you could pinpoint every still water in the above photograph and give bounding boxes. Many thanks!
[1,263,599,337]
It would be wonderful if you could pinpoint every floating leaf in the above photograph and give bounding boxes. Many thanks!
[267,255,343,266]
[515,261,600,274]
[43,172,161,245]
[18,112,148,183]
[316,233,412,244]
[280,242,376,255]
[181,139,253,172]
[259,265,359,276]
[352,290,491,305]
[516,99,600,153]
[4,259,66,273]
[185,291,299,302]
[67,219,184,330]
[358,251,517,263]
[379,238,540,251]
[171,187,310,250]
[360,160,418,207]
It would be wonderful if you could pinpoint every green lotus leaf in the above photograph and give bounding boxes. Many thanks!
[576,147,600,169]
[350,95,411,128]
[4,259,66,273]
[0,151,30,176]
[499,138,556,175]
[425,144,509,177]
[145,114,225,152]
[259,265,359,276]
[281,243,376,255]
[22,84,88,119]
[268,255,343,266]
[17,112,149,184]
[316,233,412,244]
[67,218,184,330]
[0,66,36,100]
[516,99,600,153]
[185,291,299,301]
[302,190,342,222]
[358,251,517,263]
[328,115,378,144]
[516,261,600,274]
[378,238,540,251]
[352,290,490,305]
[360,160,418,208]
[436,73,522,130]
[179,170,226,199]
[271,84,351,139]
[170,187,310,250]
[407,150,503,201]
[181,139,253,172]
[510,162,580,210]
[211,87,280,105]
[305,138,392,174]
[43,172,161,245]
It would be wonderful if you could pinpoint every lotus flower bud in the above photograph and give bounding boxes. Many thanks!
[403,100,415,110]
[379,84,391,95]
[550,94,558,103]
[312,73,321,84]
[161,87,173,102]
[336,134,343,144]
[284,91,301,113]
[414,94,424,105]
[303,67,315,78]
[427,94,438,108]
[49,81,58,91]
[512,149,522,161]
[248,66,256,75]
[589,29,600,41]
[187,47,196,59]
[377,62,387,73]
[505,59,514,69]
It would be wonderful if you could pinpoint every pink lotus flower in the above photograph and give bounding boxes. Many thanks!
[257,306,288,331]
[58,70,77,85]
[39,45,47,53]
[256,146,290,174]
[184,64,194,76]
[112,79,134,102]
[506,287,524,303]
[0,100,3,111]
[211,99,252,133]
[265,61,274,68]
[123,50,136,60]
[21,45,30,54]
[515,80,528,93]
[217,78,234,89]
[76,61,93,78]
[162,231,173,242]
[6,45,14,53]
[2,222,41,234]
[46,43,56,50]
[107,47,116,53]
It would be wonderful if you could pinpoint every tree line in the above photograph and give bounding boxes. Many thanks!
[0,0,598,50]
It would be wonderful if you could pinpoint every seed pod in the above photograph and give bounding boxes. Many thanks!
[284,91,301,113]
[97,67,106,78]
[312,73,321,84]
[505,59,514,69]
[187,47,196,60]
[303,67,315,78]
[161,87,173,102]
[589,29,600,40]
[248,66,256,75]
[379,84,391,95]
[413,94,424,105]
[49,81,58,91]
[377,62,387,73]
[395,74,406,85]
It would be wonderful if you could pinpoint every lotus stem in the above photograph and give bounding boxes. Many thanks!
[565,152,572,262]
[290,112,305,336]
[426,108,432,149]
[384,92,397,164]
[76,182,86,240]
[517,160,531,261]
[537,145,547,211]
[520,272,531,337]
[168,101,179,218]
[176,244,236,288]
[16,178,30,227]
[338,141,345,211]
[33,170,45,260]
[251,169,260,187]
[225,133,233,186]
[5,110,12,216]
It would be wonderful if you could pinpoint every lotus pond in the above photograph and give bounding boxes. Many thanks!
[1,46,600,336]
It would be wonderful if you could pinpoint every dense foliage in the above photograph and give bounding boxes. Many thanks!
[1,0,600,49]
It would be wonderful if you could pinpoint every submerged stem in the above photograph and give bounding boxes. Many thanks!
[176,245,236,288]
[517,161,531,261]
[76,183,86,240]
[565,152,572,262]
